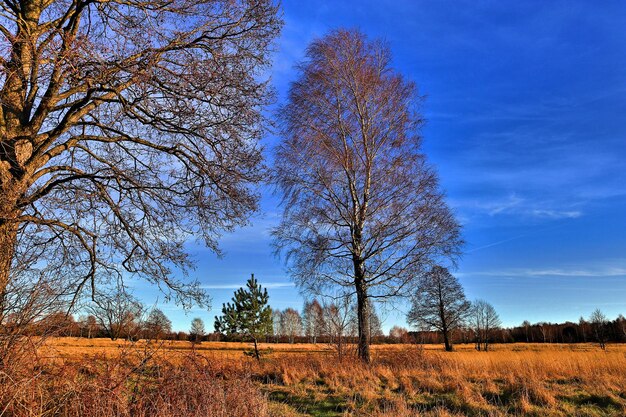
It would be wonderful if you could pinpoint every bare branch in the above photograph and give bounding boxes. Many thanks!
[272,29,462,363]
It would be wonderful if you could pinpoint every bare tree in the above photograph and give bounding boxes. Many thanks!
[189,317,206,344]
[79,314,100,339]
[36,311,78,336]
[0,269,69,363]
[470,300,501,352]
[280,307,302,344]
[389,325,409,343]
[144,308,172,340]
[538,322,551,343]
[521,320,532,343]
[323,296,356,360]
[368,301,384,344]
[589,309,608,350]
[303,299,325,343]
[272,29,462,363]
[271,309,282,342]
[617,314,626,342]
[0,0,282,328]
[578,316,588,343]
[407,266,470,352]
[87,291,144,341]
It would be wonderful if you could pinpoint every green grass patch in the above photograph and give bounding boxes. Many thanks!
[267,387,347,417]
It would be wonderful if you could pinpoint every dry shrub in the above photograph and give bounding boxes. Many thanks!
[5,340,626,416]
[0,346,268,417]
[251,344,626,416]
[369,395,415,417]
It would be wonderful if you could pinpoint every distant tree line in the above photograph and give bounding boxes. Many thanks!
[15,301,624,349]
[266,298,384,345]
[10,271,623,352]
[411,311,626,347]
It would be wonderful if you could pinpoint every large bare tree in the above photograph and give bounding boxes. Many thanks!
[273,29,462,362]
[0,0,282,325]
[407,266,470,352]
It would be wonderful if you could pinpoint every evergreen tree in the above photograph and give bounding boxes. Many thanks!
[214,274,273,360]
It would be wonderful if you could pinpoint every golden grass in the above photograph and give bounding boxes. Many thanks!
[14,339,626,416]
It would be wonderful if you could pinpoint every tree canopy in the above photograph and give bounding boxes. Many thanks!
[0,0,282,327]
[273,29,462,362]
[189,317,206,343]
[144,308,173,340]
[408,266,470,351]
[214,274,273,359]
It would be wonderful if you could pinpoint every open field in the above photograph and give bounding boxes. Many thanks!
[2,338,621,416]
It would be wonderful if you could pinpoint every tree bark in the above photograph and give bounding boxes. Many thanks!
[437,279,452,352]
[0,215,19,323]
[442,324,452,352]
[354,259,370,363]
[253,337,260,361]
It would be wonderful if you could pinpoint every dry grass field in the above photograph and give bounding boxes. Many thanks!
[3,338,626,416]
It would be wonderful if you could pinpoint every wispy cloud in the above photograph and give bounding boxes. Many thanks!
[454,193,583,221]
[529,209,582,219]
[485,194,524,215]
[466,234,528,253]
[201,282,295,290]
[462,265,626,278]
[465,222,575,253]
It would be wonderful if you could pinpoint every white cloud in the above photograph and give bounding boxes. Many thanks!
[201,282,295,290]
[529,209,582,219]
[462,264,626,278]
[453,193,584,221]
[486,194,524,215]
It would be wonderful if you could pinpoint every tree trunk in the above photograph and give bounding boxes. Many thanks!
[438,286,452,352]
[337,333,343,360]
[253,337,260,361]
[442,326,452,352]
[355,272,370,363]
[0,218,18,323]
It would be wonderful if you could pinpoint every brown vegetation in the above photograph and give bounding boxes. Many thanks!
[2,338,625,416]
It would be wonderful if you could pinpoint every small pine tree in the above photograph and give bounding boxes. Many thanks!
[214,274,273,360]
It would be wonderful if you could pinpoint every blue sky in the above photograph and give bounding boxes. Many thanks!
[137,1,626,332]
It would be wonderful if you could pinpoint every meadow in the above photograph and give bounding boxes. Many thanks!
[2,338,624,417]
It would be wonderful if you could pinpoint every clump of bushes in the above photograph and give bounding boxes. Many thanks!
[0,344,268,417]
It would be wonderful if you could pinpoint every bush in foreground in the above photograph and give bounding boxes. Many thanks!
[0,345,268,417]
